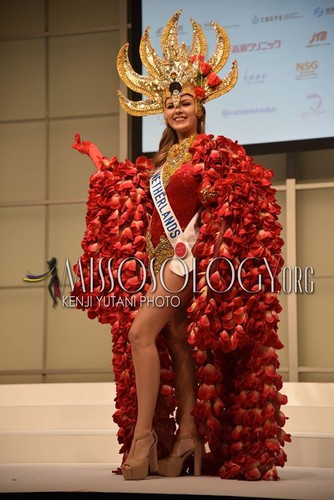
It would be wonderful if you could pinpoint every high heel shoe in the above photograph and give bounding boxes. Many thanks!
[158,435,203,477]
[121,430,158,480]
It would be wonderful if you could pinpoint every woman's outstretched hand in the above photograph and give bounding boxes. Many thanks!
[72,133,91,154]
[72,133,104,169]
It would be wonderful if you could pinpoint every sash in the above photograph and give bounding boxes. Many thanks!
[150,168,200,276]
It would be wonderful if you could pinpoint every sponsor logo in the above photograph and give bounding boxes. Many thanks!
[307,31,330,47]
[313,6,334,16]
[232,40,281,53]
[301,93,325,119]
[252,12,302,24]
[295,60,318,80]
[310,31,327,42]
[244,70,267,85]
[314,7,324,17]
[221,106,277,118]
[313,5,334,17]
[203,22,240,30]
[306,31,330,47]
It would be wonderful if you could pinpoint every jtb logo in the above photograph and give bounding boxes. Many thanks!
[309,31,327,43]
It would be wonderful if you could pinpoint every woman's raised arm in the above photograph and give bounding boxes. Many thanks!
[72,133,112,170]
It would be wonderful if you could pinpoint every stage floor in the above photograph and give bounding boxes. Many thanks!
[0,464,333,499]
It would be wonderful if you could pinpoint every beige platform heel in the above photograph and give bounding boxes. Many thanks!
[121,430,159,480]
[158,435,203,477]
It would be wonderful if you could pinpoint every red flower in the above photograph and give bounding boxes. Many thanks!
[245,466,261,481]
[193,349,207,364]
[160,384,173,396]
[210,149,220,160]
[230,441,243,452]
[200,61,212,76]
[194,86,206,100]
[198,383,218,400]
[263,467,279,480]
[200,363,222,383]
[207,72,222,87]
[190,54,204,63]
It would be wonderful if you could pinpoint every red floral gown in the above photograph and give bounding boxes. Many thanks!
[71,133,291,480]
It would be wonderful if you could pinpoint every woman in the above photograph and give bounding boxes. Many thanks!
[72,11,290,482]
[122,92,205,480]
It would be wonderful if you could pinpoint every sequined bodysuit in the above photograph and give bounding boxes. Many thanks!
[146,135,202,274]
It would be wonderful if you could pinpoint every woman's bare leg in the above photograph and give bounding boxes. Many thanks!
[165,306,199,457]
[125,263,193,462]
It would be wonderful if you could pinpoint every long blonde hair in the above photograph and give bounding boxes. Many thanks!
[151,106,206,173]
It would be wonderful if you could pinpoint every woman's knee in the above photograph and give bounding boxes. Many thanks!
[128,321,154,350]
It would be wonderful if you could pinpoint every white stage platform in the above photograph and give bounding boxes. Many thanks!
[0,382,333,498]
[0,463,333,499]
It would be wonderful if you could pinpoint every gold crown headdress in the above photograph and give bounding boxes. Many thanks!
[117,10,238,117]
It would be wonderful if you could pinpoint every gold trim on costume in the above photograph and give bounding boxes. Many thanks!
[147,134,197,274]
[200,186,219,203]
[146,231,174,276]
[162,134,196,188]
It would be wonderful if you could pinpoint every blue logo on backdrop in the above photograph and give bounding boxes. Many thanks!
[314,7,324,17]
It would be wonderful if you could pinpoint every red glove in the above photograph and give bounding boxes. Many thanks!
[72,133,104,169]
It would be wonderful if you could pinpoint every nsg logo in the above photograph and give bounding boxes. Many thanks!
[296,60,318,71]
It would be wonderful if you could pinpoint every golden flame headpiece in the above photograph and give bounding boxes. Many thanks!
[117,10,238,117]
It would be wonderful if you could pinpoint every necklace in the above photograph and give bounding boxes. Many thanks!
[161,134,197,188]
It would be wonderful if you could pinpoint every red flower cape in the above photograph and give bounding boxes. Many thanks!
[71,133,291,480]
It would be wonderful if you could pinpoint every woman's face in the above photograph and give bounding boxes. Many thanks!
[164,94,198,140]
